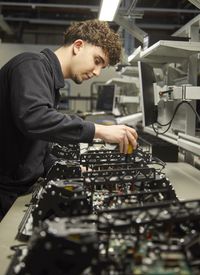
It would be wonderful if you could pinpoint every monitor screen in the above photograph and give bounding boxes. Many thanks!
[96,85,115,112]
[138,61,157,127]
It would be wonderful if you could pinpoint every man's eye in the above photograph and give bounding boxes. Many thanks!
[95,58,101,65]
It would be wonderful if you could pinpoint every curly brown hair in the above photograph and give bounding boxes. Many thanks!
[64,19,122,66]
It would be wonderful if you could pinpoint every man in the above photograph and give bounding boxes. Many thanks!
[0,19,137,219]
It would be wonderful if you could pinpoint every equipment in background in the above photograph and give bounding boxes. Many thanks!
[138,132,179,162]
[85,84,117,125]
[138,61,158,127]
[96,84,116,112]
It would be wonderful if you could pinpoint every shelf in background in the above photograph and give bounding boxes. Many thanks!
[128,40,200,64]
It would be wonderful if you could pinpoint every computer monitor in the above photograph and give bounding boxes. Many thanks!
[138,61,157,127]
[96,85,115,112]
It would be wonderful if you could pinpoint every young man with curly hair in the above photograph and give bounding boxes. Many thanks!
[0,19,138,219]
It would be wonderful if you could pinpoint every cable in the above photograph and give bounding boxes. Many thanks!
[152,100,200,135]
[185,101,200,123]
[152,101,185,135]
[152,121,171,135]
[157,101,186,127]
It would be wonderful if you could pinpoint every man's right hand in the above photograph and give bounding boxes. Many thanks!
[94,124,138,154]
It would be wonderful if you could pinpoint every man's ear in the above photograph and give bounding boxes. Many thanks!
[73,39,84,55]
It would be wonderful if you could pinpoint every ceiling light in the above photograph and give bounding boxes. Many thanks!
[98,0,122,21]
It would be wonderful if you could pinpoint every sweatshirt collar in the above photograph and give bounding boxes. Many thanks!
[41,48,65,89]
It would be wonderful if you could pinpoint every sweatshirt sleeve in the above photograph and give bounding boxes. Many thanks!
[9,58,95,144]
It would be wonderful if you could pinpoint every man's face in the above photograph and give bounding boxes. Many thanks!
[70,41,109,84]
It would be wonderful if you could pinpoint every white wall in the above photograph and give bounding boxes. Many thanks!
[0,43,58,67]
[0,42,119,112]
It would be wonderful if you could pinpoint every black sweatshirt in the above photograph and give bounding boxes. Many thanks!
[0,48,95,193]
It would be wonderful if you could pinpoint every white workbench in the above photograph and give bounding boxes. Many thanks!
[0,194,31,275]
[164,162,200,200]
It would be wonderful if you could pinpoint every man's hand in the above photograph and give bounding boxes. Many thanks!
[94,124,138,154]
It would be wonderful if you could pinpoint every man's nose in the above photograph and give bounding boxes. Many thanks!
[93,66,101,76]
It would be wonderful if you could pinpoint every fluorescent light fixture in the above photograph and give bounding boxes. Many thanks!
[99,0,122,21]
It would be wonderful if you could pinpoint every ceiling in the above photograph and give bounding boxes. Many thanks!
[0,0,199,45]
